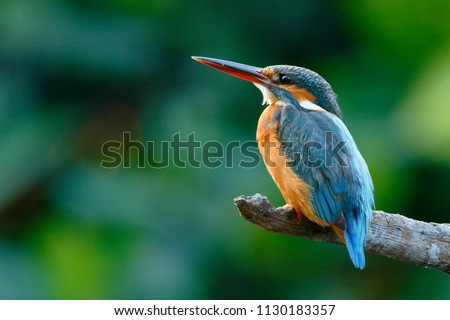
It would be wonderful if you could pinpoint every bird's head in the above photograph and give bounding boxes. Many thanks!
[192,56,342,118]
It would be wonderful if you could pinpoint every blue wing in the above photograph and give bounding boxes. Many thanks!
[277,104,374,268]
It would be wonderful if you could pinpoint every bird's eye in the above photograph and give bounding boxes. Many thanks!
[280,74,293,85]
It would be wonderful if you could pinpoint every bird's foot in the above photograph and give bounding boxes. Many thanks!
[282,203,294,210]
[282,203,302,220]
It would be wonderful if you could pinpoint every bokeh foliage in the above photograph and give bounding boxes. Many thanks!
[0,0,449,299]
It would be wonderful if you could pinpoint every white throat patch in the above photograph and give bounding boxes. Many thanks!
[253,83,276,106]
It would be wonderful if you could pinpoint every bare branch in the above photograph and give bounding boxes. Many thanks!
[234,194,450,274]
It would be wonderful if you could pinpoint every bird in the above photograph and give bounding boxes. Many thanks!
[192,56,375,269]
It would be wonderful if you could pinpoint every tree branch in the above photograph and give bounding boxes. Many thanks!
[234,194,450,274]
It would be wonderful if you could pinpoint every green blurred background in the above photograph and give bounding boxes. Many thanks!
[0,0,449,299]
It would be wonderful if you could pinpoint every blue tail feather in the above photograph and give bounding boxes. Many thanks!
[343,209,370,270]
[344,229,366,269]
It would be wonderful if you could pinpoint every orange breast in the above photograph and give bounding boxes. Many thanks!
[256,103,328,227]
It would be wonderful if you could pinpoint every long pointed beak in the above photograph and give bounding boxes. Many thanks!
[192,56,270,85]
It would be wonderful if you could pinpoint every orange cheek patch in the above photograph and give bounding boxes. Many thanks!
[284,85,317,103]
[261,68,276,79]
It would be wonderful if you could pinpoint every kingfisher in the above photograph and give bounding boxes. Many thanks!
[192,56,374,269]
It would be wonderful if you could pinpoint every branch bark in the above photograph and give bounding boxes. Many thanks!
[234,194,450,274]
